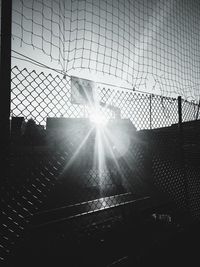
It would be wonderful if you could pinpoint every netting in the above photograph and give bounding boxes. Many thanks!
[12,0,65,68]
[12,0,200,100]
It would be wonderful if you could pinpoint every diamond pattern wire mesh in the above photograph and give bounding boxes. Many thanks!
[11,66,85,124]
[11,66,192,129]
[1,65,200,263]
[151,96,178,129]
[152,141,187,211]
[182,99,200,122]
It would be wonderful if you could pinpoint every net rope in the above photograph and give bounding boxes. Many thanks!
[11,0,200,100]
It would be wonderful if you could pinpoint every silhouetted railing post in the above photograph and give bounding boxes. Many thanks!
[0,0,12,182]
[178,96,182,126]
[149,94,152,129]
[196,100,200,120]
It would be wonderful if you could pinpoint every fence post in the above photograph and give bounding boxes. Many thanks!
[149,94,152,129]
[196,100,200,120]
[178,96,182,126]
[0,0,12,182]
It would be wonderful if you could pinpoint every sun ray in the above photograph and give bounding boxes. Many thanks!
[63,126,94,172]
[102,127,131,191]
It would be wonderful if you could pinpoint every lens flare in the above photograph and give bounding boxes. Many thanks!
[89,111,108,127]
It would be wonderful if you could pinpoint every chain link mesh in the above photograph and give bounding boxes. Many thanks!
[11,66,199,129]
[1,65,200,263]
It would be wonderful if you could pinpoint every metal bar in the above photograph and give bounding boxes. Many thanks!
[178,96,182,125]
[149,94,152,129]
[196,100,200,120]
[31,195,151,227]
[0,0,13,182]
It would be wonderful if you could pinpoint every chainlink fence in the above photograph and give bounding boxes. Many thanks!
[11,66,200,127]
[0,65,200,264]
